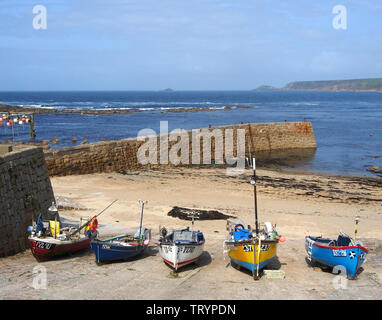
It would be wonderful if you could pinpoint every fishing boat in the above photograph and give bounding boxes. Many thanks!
[91,200,151,264]
[157,215,205,271]
[91,227,151,264]
[305,219,368,279]
[29,231,92,262]
[223,157,285,280]
[28,200,117,261]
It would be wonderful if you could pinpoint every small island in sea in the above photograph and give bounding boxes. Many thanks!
[253,85,279,91]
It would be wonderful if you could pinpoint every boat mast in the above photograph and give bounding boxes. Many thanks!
[251,157,259,236]
[138,200,147,240]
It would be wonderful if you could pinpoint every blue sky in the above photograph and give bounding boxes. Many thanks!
[1,0,382,90]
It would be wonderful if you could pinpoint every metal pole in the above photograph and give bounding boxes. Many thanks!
[11,120,14,146]
[138,200,147,240]
[251,157,259,236]
[354,216,360,242]
[29,114,36,142]
[54,214,57,239]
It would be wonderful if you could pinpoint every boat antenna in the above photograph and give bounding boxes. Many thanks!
[250,156,259,236]
[189,211,198,232]
[138,200,147,240]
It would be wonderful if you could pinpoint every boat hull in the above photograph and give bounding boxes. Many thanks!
[29,236,91,261]
[91,240,147,263]
[158,243,204,271]
[305,236,368,279]
[225,240,278,275]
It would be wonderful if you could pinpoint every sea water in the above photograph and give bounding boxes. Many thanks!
[0,90,381,177]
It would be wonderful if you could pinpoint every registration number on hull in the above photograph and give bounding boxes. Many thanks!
[332,249,347,257]
[179,246,195,254]
[35,241,56,250]
[242,244,270,252]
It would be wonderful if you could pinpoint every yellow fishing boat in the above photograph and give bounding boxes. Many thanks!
[224,222,280,279]
[224,157,285,280]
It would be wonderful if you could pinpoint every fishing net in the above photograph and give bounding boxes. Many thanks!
[167,206,234,220]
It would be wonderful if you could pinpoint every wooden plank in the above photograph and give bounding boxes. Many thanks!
[263,270,286,279]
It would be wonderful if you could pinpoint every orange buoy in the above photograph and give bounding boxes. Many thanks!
[89,218,98,232]
[370,133,373,137]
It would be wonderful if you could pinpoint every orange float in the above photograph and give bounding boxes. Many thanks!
[89,218,98,232]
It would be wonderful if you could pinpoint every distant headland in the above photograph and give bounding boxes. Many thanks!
[254,78,382,92]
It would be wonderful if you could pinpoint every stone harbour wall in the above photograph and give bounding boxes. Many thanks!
[0,146,55,257]
[44,121,317,176]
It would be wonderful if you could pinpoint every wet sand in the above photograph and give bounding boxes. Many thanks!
[0,167,381,299]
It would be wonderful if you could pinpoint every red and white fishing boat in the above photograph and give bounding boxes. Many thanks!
[157,216,205,271]
[28,200,117,261]
[29,234,91,261]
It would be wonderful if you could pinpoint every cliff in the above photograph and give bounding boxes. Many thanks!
[284,78,382,92]
[254,78,382,92]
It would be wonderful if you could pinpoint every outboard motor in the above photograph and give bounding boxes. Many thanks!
[264,222,273,237]
[160,227,168,239]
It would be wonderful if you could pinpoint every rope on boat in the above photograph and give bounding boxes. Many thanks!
[256,237,261,279]
[222,241,229,261]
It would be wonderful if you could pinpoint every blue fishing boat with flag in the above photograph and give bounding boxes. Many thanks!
[91,200,151,264]
[305,217,368,279]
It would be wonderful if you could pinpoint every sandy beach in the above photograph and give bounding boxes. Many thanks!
[0,167,381,300]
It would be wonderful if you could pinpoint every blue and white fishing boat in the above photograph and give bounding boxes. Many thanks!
[91,200,151,264]
[305,227,368,279]
[91,227,150,264]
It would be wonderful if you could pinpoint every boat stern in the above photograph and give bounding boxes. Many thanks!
[227,240,278,274]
